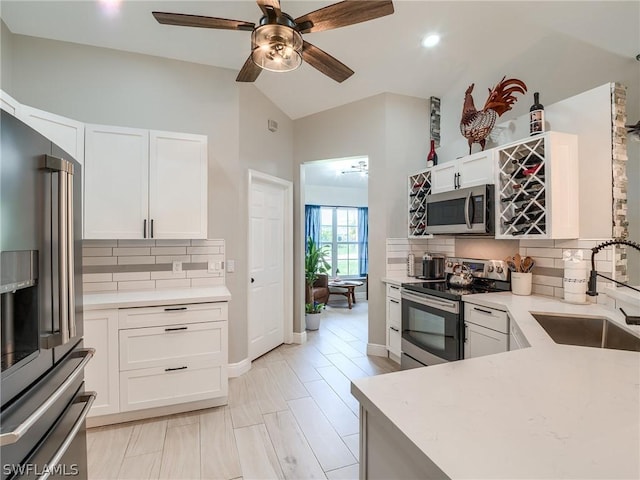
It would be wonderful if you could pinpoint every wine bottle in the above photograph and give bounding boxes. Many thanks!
[426,140,438,168]
[513,202,545,215]
[504,212,545,225]
[529,92,545,136]
[511,223,546,235]
[512,164,543,179]
[511,153,543,166]
[501,186,544,203]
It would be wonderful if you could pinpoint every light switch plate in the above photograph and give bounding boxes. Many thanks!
[172,261,182,273]
[227,260,235,273]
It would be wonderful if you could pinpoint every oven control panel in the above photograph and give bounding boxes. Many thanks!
[444,257,509,282]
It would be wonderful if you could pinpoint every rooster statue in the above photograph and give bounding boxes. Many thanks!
[460,76,527,153]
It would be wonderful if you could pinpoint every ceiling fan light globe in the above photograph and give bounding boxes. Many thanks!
[251,24,303,72]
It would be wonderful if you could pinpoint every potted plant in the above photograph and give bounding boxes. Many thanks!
[305,237,330,330]
[305,301,325,330]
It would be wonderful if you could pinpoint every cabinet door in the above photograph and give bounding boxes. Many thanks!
[18,105,85,166]
[430,162,457,194]
[458,150,494,188]
[149,130,208,239]
[464,323,508,359]
[84,125,149,239]
[84,309,120,417]
[386,294,402,358]
[388,326,401,358]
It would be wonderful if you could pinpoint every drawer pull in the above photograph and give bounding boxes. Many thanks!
[165,366,188,372]
[473,307,495,315]
[164,326,188,332]
[390,326,399,332]
[164,307,187,312]
[390,285,399,290]
[389,299,399,304]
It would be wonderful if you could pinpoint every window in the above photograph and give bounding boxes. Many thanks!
[319,207,360,278]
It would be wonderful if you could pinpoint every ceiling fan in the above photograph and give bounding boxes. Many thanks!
[152,0,394,83]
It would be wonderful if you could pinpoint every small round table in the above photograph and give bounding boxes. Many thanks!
[328,280,364,309]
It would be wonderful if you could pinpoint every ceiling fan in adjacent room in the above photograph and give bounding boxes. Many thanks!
[152,0,394,83]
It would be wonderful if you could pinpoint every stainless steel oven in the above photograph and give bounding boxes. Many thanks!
[424,184,494,235]
[400,289,461,368]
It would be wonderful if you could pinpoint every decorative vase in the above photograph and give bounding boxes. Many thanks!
[511,272,532,296]
[305,313,321,331]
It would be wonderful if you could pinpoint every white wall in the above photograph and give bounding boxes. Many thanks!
[294,93,428,349]
[305,185,368,207]
[2,27,293,363]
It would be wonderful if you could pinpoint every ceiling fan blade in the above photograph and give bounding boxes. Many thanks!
[236,56,263,83]
[302,41,354,83]
[256,0,281,17]
[152,12,254,31]
[295,0,394,34]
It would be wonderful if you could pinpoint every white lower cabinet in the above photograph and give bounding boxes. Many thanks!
[463,303,509,359]
[84,301,228,420]
[386,284,402,361]
[84,309,120,417]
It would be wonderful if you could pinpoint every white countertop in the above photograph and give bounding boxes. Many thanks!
[352,293,640,479]
[382,276,424,286]
[83,286,231,310]
[604,285,640,309]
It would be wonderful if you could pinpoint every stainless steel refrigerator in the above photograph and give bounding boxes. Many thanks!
[1,110,94,479]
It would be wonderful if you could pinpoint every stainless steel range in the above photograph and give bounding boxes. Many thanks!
[400,257,510,369]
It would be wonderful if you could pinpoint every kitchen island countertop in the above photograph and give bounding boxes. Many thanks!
[352,293,640,479]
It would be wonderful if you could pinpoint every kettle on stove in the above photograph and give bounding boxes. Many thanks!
[448,263,474,288]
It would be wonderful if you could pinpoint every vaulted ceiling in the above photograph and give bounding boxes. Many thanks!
[1,1,638,119]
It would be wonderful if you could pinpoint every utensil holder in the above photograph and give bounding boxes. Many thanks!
[511,272,532,296]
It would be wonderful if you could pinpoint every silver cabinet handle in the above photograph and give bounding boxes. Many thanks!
[36,392,96,480]
[464,190,472,229]
[0,348,95,446]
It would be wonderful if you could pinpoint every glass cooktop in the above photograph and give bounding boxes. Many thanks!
[402,278,510,301]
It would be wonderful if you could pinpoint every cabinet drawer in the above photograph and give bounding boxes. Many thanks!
[119,321,226,371]
[464,303,508,333]
[388,325,401,357]
[120,360,227,412]
[119,302,227,329]
[387,283,402,300]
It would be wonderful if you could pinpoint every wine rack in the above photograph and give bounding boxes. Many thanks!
[495,132,578,239]
[408,169,431,237]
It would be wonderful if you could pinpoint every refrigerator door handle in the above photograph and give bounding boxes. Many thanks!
[66,171,76,340]
[0,348,95,447]
[36,392,97,480]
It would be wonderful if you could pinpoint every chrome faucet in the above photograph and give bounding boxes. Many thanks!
[586,239,640,325]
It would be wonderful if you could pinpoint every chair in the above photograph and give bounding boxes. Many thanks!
[312,274,330,305]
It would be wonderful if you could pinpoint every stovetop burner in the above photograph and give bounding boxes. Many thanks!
[402,257,511,301]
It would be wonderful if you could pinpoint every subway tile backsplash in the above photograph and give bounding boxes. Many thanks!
[82,239,225,293]
[386,237,616,303]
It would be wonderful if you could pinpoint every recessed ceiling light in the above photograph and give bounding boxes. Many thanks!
[422,34,440,48]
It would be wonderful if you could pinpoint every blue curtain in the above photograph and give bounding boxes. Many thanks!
[305,205,321,249]
[358,207,368,276]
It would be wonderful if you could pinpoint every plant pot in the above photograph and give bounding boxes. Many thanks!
[511,272,532,296]
[305,312,321,331]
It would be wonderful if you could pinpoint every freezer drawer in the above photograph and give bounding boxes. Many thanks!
[119,321,226,371]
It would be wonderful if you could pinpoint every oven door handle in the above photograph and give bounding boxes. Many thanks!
[401,290,458,311]
[0,348,95,447]
[36,392,96,480]
[464,190,473,229]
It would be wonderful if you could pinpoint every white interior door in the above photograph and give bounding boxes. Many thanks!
[248,174,289,360]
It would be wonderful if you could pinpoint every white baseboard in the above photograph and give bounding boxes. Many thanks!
[366,343,388,357]
[228,357,251,377]
[291,331,307,344]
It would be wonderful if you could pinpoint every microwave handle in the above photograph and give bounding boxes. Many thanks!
[464,191,472,229]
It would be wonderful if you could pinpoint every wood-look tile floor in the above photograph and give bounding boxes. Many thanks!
[86,300,400,480]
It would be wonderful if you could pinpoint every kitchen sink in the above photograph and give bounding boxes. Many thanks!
[531,313,640,352]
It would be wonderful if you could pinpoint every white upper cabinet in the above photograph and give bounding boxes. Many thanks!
[84,125,208,239]
[19,105,85,166]
[431,150,494,194]
[149,130,208,239]
[84,124,150,239]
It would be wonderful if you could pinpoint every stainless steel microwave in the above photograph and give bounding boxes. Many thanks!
[424,184,494,235]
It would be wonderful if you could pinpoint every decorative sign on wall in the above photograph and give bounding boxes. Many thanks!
[429,96,441,147]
